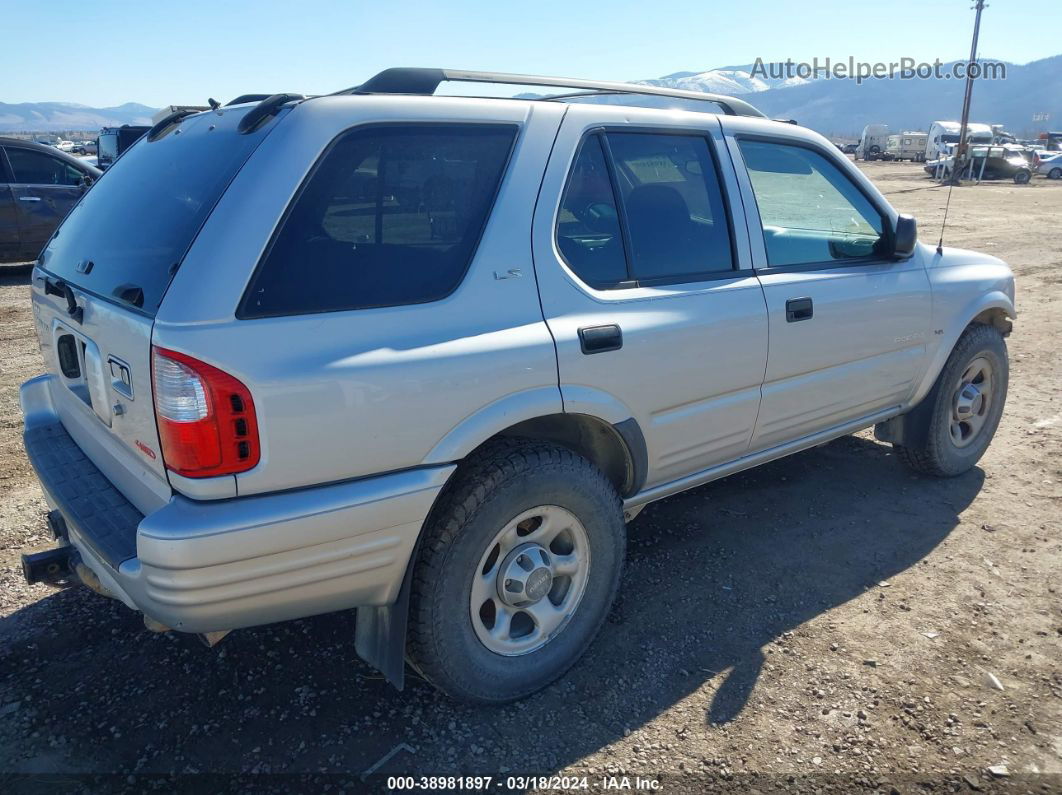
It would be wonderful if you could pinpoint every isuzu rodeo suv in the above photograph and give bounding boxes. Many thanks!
[19,69,1014,702]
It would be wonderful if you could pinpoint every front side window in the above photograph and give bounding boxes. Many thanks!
[738,139,885,267]
[241,124,515,317]
[6,148,83,186]
[555,130,734,288]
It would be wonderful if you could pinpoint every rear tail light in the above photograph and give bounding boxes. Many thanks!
[151,347,260,477]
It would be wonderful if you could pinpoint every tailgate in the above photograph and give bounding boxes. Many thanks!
[31,273,171,509]
[27,104,283,509]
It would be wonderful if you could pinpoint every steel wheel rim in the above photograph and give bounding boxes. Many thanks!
[470,505,591,656]
[949,355,994,448]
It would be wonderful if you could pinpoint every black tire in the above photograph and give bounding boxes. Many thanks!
[407,439,625,703]
[895,324,1008,477]
[1049,167,1062,180]
[1014,169,1031,185]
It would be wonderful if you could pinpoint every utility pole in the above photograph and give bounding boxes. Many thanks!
[951,0,987,184]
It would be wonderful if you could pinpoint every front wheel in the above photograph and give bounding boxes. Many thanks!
[1014,169,1031,184]
[1049,167,1062,180]
[407,440,625,702]
[895,324,1008,477]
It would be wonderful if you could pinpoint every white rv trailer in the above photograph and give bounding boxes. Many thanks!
[885,132,929,162]
[925,121,994,161]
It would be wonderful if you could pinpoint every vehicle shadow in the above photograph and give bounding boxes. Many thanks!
[0,264,33,286]
[0,434,982,777]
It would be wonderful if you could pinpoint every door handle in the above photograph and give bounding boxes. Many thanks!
[785,297,814,323]
[578,324,622,355]
[19,196,42,202]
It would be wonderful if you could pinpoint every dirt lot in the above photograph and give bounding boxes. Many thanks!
[0,161,1059,792]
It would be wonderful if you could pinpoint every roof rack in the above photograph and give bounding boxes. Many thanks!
[339,68,766,119]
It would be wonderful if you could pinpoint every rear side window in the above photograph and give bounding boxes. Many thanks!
[240,124,516,318]
[607,133,734,281]
[556,136,627,287]
[555,131,734,289]
[6,148,83,186]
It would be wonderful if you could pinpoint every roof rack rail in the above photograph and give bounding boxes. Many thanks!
[339,68,767,119]
[146,108,202,142]
[237,93,304,134]
[226,94,273,107]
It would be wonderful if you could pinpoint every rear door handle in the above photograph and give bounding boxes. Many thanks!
[785,297,813,323]
[578,324,623,354]
[19,196,42,202]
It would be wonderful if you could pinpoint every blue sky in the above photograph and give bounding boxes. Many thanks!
[3,0,1059,106]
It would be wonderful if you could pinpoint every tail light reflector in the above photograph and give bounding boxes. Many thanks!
[151,347,260,477]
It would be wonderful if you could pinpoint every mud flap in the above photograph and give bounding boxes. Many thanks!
[875,381,940,449]
[354,547,417,690]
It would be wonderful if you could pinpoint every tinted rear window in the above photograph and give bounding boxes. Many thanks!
[39,111,273,315]
[239,124,516,318]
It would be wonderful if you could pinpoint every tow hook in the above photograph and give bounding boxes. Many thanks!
[21,545,75,587]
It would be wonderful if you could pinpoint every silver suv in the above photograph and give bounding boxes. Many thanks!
[19,69,1015,703]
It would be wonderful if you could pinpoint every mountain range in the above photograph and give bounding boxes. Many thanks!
[642,57,1061,137]
[0,101,155,133]
[2,55,1059,138]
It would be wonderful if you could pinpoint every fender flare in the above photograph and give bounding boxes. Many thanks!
[909,291,1015,407]
[421,386,564,465]
[358,386,644,688]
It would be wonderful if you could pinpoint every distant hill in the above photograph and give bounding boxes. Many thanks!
[4,54,1059,138]
[640,56,1062,138]
[0,102,156,132]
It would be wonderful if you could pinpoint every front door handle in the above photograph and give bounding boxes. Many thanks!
[18,196,42,202]
[785,297,814,323]
[578,324,623,355]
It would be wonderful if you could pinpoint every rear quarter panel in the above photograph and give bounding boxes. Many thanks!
[157,97,565,496]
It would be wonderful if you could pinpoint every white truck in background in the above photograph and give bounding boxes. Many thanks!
[885,132,929,162]
[925,121,994,161]
[856,123,889,161]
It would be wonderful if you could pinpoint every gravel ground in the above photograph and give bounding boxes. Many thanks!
[0,161,1059,793]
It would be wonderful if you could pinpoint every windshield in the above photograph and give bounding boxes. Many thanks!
[39,108,277,316]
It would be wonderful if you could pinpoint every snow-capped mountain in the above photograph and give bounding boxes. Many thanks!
[640,65,809,95]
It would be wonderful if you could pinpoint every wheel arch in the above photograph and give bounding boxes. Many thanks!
[910,291,1014,407]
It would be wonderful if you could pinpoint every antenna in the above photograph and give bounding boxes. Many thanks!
[937,180,956,255]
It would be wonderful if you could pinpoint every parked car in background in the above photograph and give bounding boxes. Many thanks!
[54,139,76,153]
[925,145,1033,183]
[96,124,151,169]
[72,140,97,155]
[18,71,1014,703]
[1036,152,1062,179]
[0,137,100,263]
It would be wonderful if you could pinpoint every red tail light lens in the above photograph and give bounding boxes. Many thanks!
[151,347,260,477]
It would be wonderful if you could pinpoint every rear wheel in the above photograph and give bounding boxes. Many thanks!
[1049,167,1062,180]
[895,324,1008,477]
[1014,169,1031,184]
[407,439,625,702]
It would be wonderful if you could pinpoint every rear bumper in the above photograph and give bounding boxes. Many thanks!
[20,374,453,633]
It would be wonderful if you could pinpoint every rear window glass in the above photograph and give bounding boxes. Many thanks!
[239,124,516,318]
[39,111,272,315]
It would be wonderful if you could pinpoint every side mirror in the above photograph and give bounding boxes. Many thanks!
[892,213,917,258]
